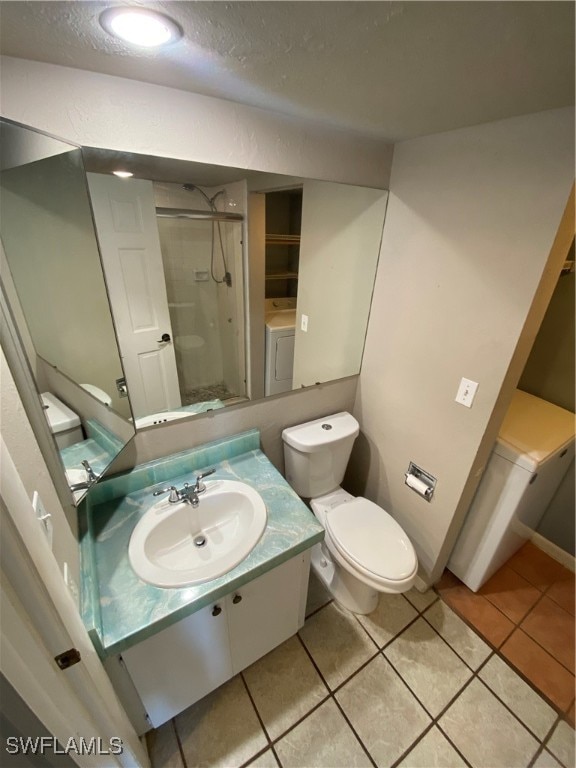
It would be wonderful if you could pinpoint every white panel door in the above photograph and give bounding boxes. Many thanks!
[87,173,181,417]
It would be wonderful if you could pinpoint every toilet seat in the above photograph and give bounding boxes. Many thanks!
[325,497,417,583]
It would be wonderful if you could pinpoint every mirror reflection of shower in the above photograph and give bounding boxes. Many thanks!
[182,184,232,288]
[154,180,247,409]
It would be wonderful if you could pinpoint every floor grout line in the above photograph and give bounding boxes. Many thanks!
[170,717,187,768]
[441,593,575,715]
[150,563,574,768]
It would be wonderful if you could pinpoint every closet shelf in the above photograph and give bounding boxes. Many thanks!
[265,234,301,246]
[265,272,299,281]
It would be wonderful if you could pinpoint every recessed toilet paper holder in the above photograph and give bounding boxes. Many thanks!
[405,462,436,501]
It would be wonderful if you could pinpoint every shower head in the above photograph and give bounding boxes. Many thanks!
[182,183,224,208]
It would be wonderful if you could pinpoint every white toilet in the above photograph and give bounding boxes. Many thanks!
[282,412,417,614]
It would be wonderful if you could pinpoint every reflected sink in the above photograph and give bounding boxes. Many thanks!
[128,480,267,588]
[134,411,191,429]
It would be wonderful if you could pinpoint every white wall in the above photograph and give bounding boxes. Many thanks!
[0,56,393,189]
[350,107,574,585]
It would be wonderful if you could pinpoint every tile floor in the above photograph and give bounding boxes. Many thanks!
[147,556,575,768]
[437,542,575,724]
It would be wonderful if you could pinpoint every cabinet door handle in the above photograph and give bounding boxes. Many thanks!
[232,594,242,605]
[212,604,222,616]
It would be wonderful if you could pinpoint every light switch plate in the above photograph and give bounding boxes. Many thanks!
[455,377,479,408]
[32,491,53,548]
[301,314,309,332]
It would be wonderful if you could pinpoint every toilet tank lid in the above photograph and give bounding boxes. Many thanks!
[40,393,81,433]
[282,412,359,453]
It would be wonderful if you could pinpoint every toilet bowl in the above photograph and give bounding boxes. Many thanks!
[282,412,417,614]
[80,383,112,406]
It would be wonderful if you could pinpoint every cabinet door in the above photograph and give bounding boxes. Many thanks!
[122,601,232,728]
[227,554,307,673]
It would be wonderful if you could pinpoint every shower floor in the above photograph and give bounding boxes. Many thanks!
[181,382,239,406]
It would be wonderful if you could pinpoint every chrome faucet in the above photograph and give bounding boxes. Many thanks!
[82,460,98,484]
[192,468,216,494]
[153,468,216,508]
[69,460,98,492]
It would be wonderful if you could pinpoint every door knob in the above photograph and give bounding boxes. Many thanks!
[212,605,222,616]
[232,594,242,604]
[157,333,171,343]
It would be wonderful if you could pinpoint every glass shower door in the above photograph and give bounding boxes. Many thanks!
[156,216,245,408]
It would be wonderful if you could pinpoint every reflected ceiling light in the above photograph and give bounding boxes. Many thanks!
[100,7,182,48]
[113,170,134,178]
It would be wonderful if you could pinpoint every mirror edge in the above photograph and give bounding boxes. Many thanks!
[0,266,80,523]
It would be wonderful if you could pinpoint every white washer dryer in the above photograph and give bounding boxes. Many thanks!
[265,298,296,396]
[448,389,575,591]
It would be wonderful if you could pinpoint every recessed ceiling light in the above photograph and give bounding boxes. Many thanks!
[113,170,134,178]
[100,7,182,48]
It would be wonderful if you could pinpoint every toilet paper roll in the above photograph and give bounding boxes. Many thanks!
[405,474,431,497]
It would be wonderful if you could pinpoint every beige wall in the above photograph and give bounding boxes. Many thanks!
[107,376,358,476]
[519,260,575,556]
[519,268,575,413]
[349,107,574,585]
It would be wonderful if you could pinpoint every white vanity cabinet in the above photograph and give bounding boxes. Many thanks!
[120,552,309,729]
[121,601,232,728]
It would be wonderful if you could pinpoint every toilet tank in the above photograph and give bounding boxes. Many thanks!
[282,412,360,497]
[40,392,84,449]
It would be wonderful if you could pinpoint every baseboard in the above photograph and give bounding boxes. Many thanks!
[531,532,575,573]
[413,573,432,593]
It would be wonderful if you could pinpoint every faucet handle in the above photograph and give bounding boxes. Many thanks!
[153,485,180,503]
[193,468,216,493]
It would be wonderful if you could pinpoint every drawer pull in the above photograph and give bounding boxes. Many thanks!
[232,594,243,605]
[212,604,222,617]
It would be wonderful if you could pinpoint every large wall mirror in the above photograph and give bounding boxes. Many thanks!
[81,146,389,427]
[0,117,388,507]
[0,119,135,504]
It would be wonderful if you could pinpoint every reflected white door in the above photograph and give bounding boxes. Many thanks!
[87,173,181,418]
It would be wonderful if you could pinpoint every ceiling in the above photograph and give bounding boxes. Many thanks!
[0,1,574,143]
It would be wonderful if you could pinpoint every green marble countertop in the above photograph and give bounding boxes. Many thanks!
[80,430,324,658]
[61,418,125,476]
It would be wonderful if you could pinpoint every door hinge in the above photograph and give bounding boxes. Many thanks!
[55,648,81,670]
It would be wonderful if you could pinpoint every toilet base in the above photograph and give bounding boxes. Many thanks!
[311,542,379,615]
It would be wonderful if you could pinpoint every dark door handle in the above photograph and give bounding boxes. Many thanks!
[157,333,171,343]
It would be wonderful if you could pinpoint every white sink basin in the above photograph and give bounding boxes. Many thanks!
[128,480,267,588]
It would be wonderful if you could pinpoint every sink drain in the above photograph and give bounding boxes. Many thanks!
[194,535,207,547]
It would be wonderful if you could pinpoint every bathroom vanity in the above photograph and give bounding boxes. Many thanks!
[79,429,324,732]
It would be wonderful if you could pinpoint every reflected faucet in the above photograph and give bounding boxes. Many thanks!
[69,460,98,492]
[82,460,98,484]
